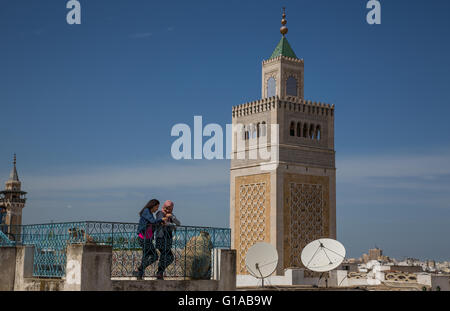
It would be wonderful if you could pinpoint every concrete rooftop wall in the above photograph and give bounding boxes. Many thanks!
[0,246,236,291]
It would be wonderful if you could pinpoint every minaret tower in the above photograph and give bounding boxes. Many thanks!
[0,154,27,235]
[230,9,336,275]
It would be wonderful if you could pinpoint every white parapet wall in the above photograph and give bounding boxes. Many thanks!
[416,273,432,287]
[328,270,349,287]
[237,266,449,290]
[431,275,450,291]
[237,267,391,288]
[237,268,326,287]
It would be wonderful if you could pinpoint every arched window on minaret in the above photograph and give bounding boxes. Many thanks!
[251,124,257,139]
[243,125,249,140]
[267,77,276,97]
[296,122,301,137]
[316,125,321,141]
[290,122,295,136]
[286,76,298,97]
[303,123,308,138]
[309,124,315,139]
[261,122,267,137]
[257,123,261,137]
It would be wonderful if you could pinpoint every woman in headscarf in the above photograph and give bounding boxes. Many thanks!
[134,199,164,280]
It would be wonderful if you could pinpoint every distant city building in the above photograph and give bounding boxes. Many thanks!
[390,265,424,273]
[369,248,382,261]
[353,248,450,276]
[345,258,359,264]
[427,260,436,270]
[340,262,359,272]
[362,253,369,264]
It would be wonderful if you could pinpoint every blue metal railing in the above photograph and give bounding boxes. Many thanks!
[0,221,231,279]
[0,230,15,246]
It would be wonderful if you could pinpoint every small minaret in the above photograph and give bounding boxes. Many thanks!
[0,154,27,236]
[261,7,304,99]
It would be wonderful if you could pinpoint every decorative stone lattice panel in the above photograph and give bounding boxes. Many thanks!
[235,174,271,274]
[283,173,330,269]
[289,183,323,267]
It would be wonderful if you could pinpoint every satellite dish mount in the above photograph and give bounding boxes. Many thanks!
[245,242,279,288]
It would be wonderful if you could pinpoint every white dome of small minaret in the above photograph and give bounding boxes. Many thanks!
[0,154,27,230]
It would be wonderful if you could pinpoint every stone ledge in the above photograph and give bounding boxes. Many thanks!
[112,279,219,291]
[15,278,64,291]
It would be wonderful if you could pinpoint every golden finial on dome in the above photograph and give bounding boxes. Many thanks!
[280,7,288,36]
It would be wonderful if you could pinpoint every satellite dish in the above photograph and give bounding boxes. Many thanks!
[301,238,346,272]
[245,242,278,287]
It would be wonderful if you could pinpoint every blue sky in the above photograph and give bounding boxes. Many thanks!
[1,0,450,261]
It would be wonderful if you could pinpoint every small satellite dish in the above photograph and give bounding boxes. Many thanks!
[301,238,346,272]
[245,242,278,287]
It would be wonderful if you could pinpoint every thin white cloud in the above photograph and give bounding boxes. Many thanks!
[11,149,450,227]
[337,151,450,182]
[129,32,153,38]
[17,150,450,195]
[33,29,44,36]
[336,150,450,208]
[22,161,229,192]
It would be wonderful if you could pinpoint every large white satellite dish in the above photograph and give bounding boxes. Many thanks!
[245,242,278,287]
[301,238,346,272]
